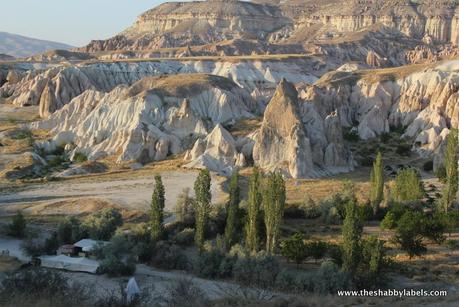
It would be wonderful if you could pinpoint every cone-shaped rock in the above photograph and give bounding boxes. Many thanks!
[253,79,313,178]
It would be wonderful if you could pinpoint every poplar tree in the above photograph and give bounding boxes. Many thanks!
[245,168,263,252]
[263,172,286,254]
[342,198,363,273]
[194,169,212,250]
[441,129,458,213]
[224,171,240,248]
[370,152,384,215]
[150,175,165,241]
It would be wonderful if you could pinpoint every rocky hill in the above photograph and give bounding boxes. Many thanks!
[0,32,72,58]
[80,0,290,52]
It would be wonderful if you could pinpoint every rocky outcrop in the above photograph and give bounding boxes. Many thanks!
[0,152,47,180]
[253,79,354,178]
[0,59,319,117]
[79,1,290,52]
[30,74,255,165]
[184,124,243,175]
[302,59,459,166]
[253,79,313,178]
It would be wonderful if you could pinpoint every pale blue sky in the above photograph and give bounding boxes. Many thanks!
[1,0,166,47]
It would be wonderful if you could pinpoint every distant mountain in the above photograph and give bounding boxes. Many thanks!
[0,32,73,58]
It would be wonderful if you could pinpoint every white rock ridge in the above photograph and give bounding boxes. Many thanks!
[184,124,243,176]
[30,74,255,165]
[1,59,319,118]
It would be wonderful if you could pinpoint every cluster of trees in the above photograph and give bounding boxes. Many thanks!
[281,193,388,288]
[368,128,459,258]
[149,168,287,254]
[20,208,124,259]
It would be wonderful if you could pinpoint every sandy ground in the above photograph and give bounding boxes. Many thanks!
[0,170,227,214]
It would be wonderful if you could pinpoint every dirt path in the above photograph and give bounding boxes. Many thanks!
[0,170,227,213]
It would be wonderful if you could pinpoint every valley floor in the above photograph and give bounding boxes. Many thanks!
[0,169,227,214]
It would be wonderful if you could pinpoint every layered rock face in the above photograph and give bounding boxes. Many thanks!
[302,59,459,167]
[80,0,290,52]
[253,79,354,178]
[279,0,459,44]
[0,59,320,118]
[76,0,459,61]
[30,74,256,165]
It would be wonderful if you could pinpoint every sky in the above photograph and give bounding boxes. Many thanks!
[0,0,165,47]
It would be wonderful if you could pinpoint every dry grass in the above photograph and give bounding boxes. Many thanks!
[227,117,262,137]
[128,73,237,98]
[0,254,21,272]
[285,169,371,205]
[316,62,435,87]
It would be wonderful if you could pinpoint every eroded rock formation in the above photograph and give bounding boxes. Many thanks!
[30,74,255,165]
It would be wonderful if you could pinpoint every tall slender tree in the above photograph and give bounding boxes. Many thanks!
[194,169,212,250]
[342,198,363,273]
[263,172,286,254]
[370,152,384,215]
[245,168,263,253]
[441,129,458,213]
[224,171,240,248]
[150,175,165,241]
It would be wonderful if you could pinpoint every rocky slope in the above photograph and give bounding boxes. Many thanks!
[253,79,354,177]
[0,32,72,58]
[30,74,255,166]
[80,0,290,52]
[0,57,322,118]
[72,0,459,67]
[301,59,459,168]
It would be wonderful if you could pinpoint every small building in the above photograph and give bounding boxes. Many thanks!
[57,244,76,256]
[74,239,108,258]
[39,254,100,274]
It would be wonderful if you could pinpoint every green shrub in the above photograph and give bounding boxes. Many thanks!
[99,254,136,277]
[173,228,195,246]
[57,217,85,244]
[233,252,280,288]
[435,165,447,183]
[174,188,195,226]
[95,235,137,276]
[343,129,360,142]
[313,262,353,294]
[275,269,298,292]
[48,156,65,167]
[445,240,459,250]
[73,152,88,163]
[395,144,411,156]
[151,241,189,270]
[11,130,32,140]
[423,161,434,172]
[82,208,123,240]
[21,238,47,257]
[193,249,228,278]
[162,279,210,307]
[306,240,328,263]
[0,268,89,306]
[326,243,343,267]
[280,233,307,267]
[393,211,427,258]
[380,211,397,230]
[6,211,26,238]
